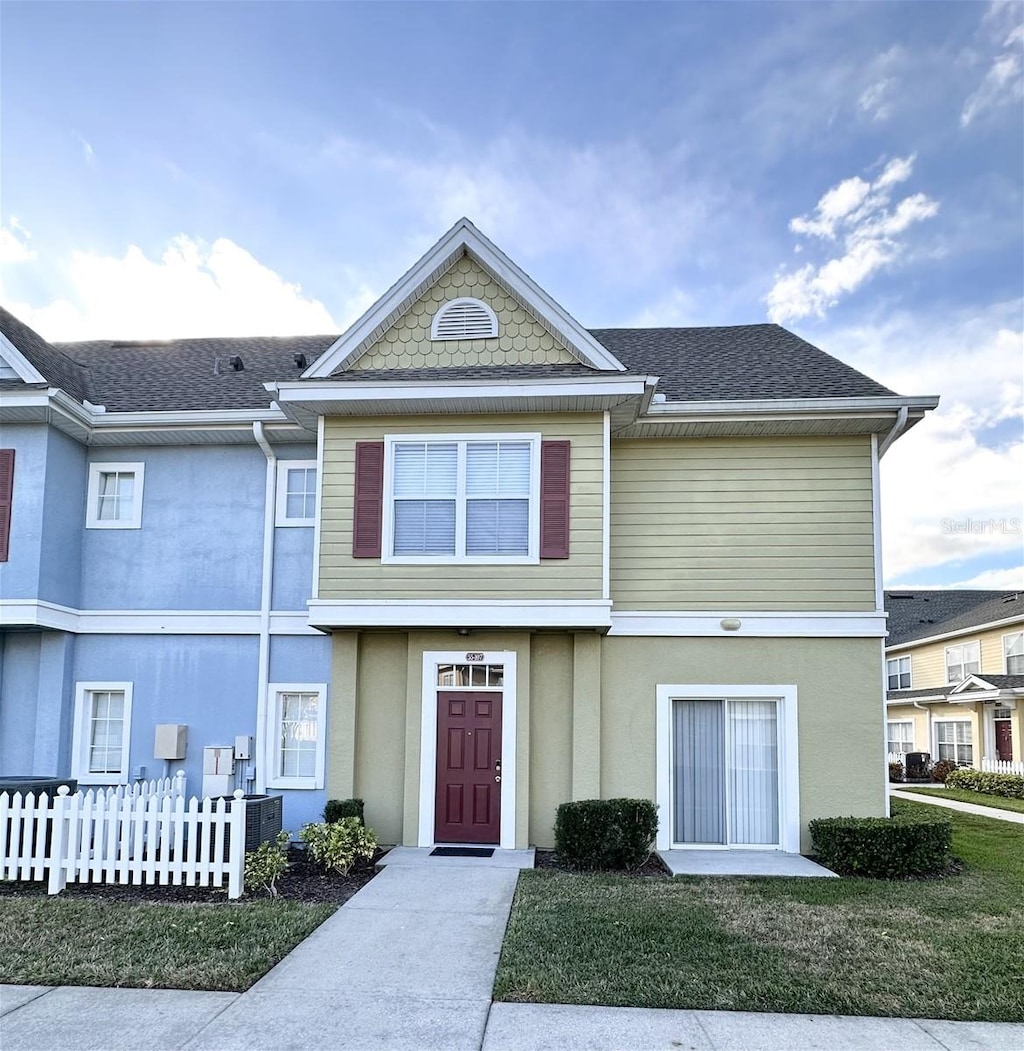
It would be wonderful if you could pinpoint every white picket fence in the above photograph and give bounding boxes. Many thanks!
[981,756,1024,776]
[0,783,247,899]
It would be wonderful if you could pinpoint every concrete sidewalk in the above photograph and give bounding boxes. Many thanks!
[890,788,1024,823]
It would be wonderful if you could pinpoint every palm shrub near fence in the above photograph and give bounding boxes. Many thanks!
[809,814,952,878]
[945,767,1024,799]
[299,817,377,874]
[323,798,365,825]
[244,830,290,897]
[554,798,658,870]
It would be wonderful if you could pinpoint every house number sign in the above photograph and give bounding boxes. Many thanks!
[466,652,485,661]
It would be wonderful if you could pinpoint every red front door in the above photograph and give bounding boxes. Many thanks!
[435,691,502,844]
[996,720,1013,762]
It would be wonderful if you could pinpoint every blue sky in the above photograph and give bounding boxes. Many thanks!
[1,1,1021,587]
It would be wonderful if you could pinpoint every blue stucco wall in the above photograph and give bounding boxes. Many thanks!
[39,428,87,608]
[0,423,48,601]
[80,445,267,610]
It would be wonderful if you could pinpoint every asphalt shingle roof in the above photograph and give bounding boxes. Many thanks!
[0,306,93,403]
[885,590,1024,647]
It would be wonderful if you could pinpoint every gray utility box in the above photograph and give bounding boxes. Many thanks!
[221,794,284,853]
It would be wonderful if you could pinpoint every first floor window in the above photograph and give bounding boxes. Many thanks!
[87,462,145,528]
[266,683,327,789]
[935,721,973,766]
[276,461,317,525]
[886,721,915,754]
[886,656,911,691]
[945,641,980,684]
[1005,632,1024,675]
[72,682,133,784]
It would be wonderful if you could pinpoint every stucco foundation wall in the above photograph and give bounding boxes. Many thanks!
[600,635,886,851]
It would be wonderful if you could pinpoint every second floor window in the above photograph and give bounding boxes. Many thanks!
[383,435,538,563]
[1005,632,1024,675]
[886,656,911,690]
[945,641,981,683]
[276,461,317,526]
[86,462,145,529]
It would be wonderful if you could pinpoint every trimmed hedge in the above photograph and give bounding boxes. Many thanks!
[945,767,1024,799]
[323,798,365,825]
[554,798,658,870]
[809,814,952,878]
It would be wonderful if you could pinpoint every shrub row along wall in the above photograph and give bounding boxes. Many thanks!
[945,768,1024,799]
[809,814,952,878]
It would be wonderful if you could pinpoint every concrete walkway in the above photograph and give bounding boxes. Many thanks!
[4,855,1024,1050]
[891,788,1024,823]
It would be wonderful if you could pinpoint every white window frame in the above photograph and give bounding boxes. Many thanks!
[430,297,499,340]
[275,460,317,527]
[71,681,133,785]
[945,640,981,683]
[86,462,145,529]
[381,432,541,565]
[655,684,800,854]
[264,682,328,790]
[933,718,974,767]
[886,656,912,691]
[1003,631,1024,675]
[886,720,915,754]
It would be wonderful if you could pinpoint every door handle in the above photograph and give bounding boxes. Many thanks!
[495,775,501,783]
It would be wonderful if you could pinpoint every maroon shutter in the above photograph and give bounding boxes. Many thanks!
[0,449,13,562]
[539,440,570,559]
[352,441,384,558]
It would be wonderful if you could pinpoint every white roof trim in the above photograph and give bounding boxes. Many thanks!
[0,330,48,384]
[302,218,626,378]
[949,674,1004,694]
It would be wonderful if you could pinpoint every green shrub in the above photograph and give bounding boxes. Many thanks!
[244,830,290,897]
[945,767,1024,799]
[809,814,952,878]
[299,817,377,874]
[888,760,904,783]
[931,759,958,783]
[554,798,658,870]
[323,798,365,825]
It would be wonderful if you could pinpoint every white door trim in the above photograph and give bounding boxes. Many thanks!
[656,683,800,853]
[418,649,518,850]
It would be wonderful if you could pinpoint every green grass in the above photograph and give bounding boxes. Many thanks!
[896,786,1024,814]
[495,801,1024,1021]
[0,897,336,991]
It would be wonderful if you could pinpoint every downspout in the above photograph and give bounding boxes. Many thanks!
[253,422,277,794]
[877,405,909,459]
[912,701,932,760]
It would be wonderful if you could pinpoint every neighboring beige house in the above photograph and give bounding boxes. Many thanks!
[885,590,1024,768]
[266,219,938,853]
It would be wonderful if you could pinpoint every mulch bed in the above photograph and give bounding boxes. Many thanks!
[0,846,384,905]
[533,849,668,878]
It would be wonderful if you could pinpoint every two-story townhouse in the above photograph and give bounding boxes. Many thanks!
[0,219,938,853]
[885,590,1024,768]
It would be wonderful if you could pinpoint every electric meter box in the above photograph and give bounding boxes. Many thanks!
[154,724,188,760]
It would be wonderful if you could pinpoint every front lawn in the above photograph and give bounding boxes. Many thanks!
[494,800,1024,1021]
[0,896,335,991]
[896,786,1024,814]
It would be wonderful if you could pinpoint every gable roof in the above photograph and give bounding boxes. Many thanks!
[885,590,1024,648]
[0,306,93,404]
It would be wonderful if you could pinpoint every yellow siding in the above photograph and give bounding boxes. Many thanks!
[896,621,1024,690]
[319,412,604,600]
[352,255,579,369]
[610,435,877,611]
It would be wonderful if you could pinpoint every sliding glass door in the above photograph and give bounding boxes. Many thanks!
[672,698,780,847]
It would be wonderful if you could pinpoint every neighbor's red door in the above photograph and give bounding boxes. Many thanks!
[435,691,502,844]
[996,720,1013,762]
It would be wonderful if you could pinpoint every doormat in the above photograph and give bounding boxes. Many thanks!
[430,847,495,858]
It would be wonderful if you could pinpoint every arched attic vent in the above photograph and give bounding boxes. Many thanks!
[430,297,498,340]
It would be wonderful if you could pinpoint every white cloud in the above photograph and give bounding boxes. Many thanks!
[942,567,1024,589]
[0,219,35,265]
[820,300,1024,585]
[0,230,342,341]
[859,77,896,122]
[766,156,939,323]
[961,1,1024,127]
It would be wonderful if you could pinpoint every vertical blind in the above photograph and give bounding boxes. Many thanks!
[727,700,779,846]
[673,700,726,844]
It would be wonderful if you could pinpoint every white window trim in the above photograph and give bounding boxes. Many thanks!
[275,460,317,527]
[86,462,145,529]
[1003,631,1024,675]
[886,720,915,753]
[429,297,499,340]
[264,682,328,790]
[418,650,517,850]
[886,656,912,691]
[932,717,974,766]
[72,681,133,786]
[655,684,800,854]
[945,640,981,683]
[381,432,541,565]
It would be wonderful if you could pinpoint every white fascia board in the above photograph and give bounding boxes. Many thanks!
[885,694,946,705]
[643,394,940,418]
[0,330,48,384]
[0,600,80,632]
[610,610,889,638]
[307,598,612,630]
[303,218,626,378]
[886,613,1024,653]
